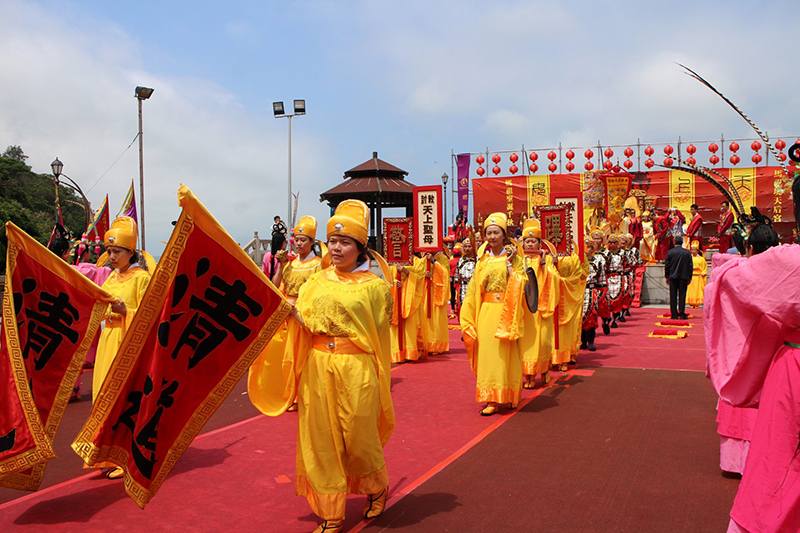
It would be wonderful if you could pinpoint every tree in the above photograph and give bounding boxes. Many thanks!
[0,147,85,271]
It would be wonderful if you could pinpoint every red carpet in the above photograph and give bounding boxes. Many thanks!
[0,306,725,532]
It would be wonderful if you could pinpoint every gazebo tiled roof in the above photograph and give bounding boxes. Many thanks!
[319,151,415,251]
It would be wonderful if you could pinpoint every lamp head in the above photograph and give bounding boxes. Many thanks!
[51,157,63,178]
[135,86,154,100]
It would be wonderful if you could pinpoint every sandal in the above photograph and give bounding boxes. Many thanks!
[559,363,569,372]
[286,402,298,412]
[363,488,388,519]
[541,372,551,385]
[312,519,344,533]
[523,380,535,389]
[106,467,125,480]
[480,404,498,416]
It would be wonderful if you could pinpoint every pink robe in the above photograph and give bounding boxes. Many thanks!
[705,244,800,532]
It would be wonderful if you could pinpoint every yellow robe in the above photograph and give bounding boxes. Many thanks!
[423,255,450,354]
[247,267,394,521]
[640,220,656,263]
[687,254,707,307]
[93,266,150,402]
[249,255,321,412]
[552,254,590,365]
[519,254,559,376]
[389,263,425,362]
[459,253,525,406]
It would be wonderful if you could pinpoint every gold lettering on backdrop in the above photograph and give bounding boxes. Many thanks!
[545,214,564,245]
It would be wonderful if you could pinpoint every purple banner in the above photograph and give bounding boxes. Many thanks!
[456,153,470,219]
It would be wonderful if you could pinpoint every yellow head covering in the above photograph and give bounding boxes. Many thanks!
[327,199,369,245]
[690,240,701,250]
[104,216,138,251]
[294,215,317,240]
[483,212,508,234]
[521,218,542,239]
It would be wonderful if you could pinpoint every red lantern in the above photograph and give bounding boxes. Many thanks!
[664,157,674,167]
[584,162,594,171]
[603,160,613,170]
[729,142,739,153]
[644,158,654,168]
[510,153,519,163]
[709,143,719,153]
[584,149,594,159]
[604,148,614,159]
[509,164,518,174]
[492,154,501,164]
[529,163,538,173]
[775,139,786,150]
[547,151,557,161]
[623,159,633,169]
[664,145,674,155]
[730,154,740,165]
[529,152,539,162]
[548,162,557,173]
[624,147,634,158]
[492,165,501,175]
[779,153,788,162]
[710,155,720,165]
[644,146,654,157]
[565,161,575,172]
[751,154,762,165]
[476,166,486,176]
[751,141,761,152]
[565,149,575,160]
[476,155,485,165]
[686,157,696,166]
[612,164,621,173]
[686,144,697,155]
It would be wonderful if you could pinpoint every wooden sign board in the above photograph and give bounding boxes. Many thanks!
[382,217,414,266]
[412,185,443,253]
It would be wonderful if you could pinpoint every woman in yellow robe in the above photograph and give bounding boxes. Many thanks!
[93,217,151,478]
[248,200,394,533]
[249,216,322,412]
[460,212,525,416]
[640,210,657,263]
[422,252,450,354]
[552,250,590,370]
[517,219,560,388]
[687,241,707,307]
[389,260,425,363]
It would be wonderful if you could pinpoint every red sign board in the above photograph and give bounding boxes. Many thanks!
[382,217,414,266]
[532,204,575,256]
[413,185,443,253]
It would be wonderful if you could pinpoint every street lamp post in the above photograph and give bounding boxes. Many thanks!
[441,172,449,236]
[273,100,306,228]
[135,86,154,250]
[51,157,92,229]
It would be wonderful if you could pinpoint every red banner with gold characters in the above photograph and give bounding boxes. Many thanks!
[532,204,574,256]
[413,185,443,253]
[382,217,414,266]
[71,185,292,509]
[602,174,631,226]
[0,223,115,490]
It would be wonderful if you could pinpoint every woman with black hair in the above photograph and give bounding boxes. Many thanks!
[706,202,800,532]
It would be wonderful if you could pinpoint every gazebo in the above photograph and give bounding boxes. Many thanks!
[319,151,415,251]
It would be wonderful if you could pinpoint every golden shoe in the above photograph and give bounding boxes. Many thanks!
[363,488,388,519]
[312,519,343,533]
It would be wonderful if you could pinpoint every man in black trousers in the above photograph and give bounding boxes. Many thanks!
[664,235,693,319]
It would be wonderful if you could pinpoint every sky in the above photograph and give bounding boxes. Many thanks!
[2,0,798,254]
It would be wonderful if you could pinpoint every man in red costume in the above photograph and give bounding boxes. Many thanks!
[627,208,643,250]
[653,207,672,262]
[718,201,734,253]
[685,203,703,248]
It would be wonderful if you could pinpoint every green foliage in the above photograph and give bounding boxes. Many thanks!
[1,146,87,271]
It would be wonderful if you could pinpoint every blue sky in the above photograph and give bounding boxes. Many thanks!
[2,0,798,253]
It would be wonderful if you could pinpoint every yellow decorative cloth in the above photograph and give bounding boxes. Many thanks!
[552,254,590,364]
[389,263,425,362]
[687,254,707,307]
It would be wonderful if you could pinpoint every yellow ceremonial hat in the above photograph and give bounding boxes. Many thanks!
[104,216,138,251]
[294,215,317,240]
[327,199,369,245]
[690,240,700,250]
[483,212,508,233]
[521,218,542,239]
